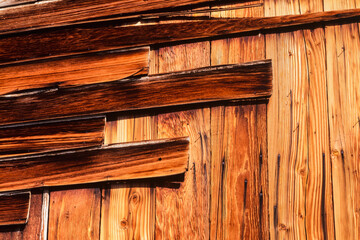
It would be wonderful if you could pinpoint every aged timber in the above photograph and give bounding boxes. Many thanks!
[0,60,272,125]
[0,137,189,192]
[0,0,231,34]
[2,9,360,64]
[0,47,149,94]
[0,191,30,225]
[0,116,105,158]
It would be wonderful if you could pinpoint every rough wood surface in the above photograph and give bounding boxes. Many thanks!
[0,190,43,240]
[0,0,231,34]
[48,188,101,240]
[154,38,211,239]
[0,191,30,226]
[210,5,268,239]
[324,2,360,240]
[0,137,189,192]
[2,9,360,64]
[0,60,272,126]
[0,0,33,8]
[101,115,156,240]
[0,47,149,95]
[0,116,105,158]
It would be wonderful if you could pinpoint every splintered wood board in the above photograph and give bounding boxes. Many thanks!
[0,47,149,95]
[0,116,105,158]
[0,137,189,192]
[0,191,31,226]
[2,8,360,63]
[0,60,272,126]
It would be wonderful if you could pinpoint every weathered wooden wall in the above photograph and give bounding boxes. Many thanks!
[0,0,359,239]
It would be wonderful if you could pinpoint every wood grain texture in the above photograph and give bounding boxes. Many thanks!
[0,0,34,8]
[0,0,233,34]
[101,115,156,240]
[324,2,360,240]
[0,191,30,226]
[0,47,149,95]
[48,188,101,240]
[0,60,272,126]
[155,39,211,239]
[0,190,43,240]
[0,137,189,192]
[210,5,268,239]
[3,9,360,64]
[0,116,105,158]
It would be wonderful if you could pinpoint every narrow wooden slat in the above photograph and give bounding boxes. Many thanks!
[0,60,272,126]
[0,0,228,34]
[0,0,34,8]
[48,188,101,240]
[3,9,360,64]
[0,191,30,226]
[0,47,149,95]
[0,116,105,158]
[0,137,189,193]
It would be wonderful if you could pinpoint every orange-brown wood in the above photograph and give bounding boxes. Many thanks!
[100,115,157,240]
[48,188,101,240]
[0,48,149,95]
[0,192,30,226]
[0,61,272,126]
[0,116,105,158]
[155,39,211,239]
[0,137,189,193]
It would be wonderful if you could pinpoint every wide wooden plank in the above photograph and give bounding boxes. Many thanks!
[0,137,189,193]
[0,192,30,226]
[48,188,101,240]
[0,0,231,34]
[0,60,272,126]
[0,116,105,158]
[0,47,149,95]
[3,9,360,64]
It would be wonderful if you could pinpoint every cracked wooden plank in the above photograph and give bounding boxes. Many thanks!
[0,60,272,126]
[0,137,189,193]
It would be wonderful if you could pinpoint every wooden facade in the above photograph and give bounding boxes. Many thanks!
[0,0,359,239]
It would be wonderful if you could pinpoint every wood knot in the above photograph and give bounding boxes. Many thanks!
[278,223,289,231]
[119,219,128,230]
[131,192,140,204]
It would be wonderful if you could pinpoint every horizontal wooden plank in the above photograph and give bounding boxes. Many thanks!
[0,137,189,192]
[0,0,34,8]
[2,9,360,64]
[0,191,30,226]
[0,116,105,158]
[0,60,272,125]
[0,0,225,34]
[0,47,149,95]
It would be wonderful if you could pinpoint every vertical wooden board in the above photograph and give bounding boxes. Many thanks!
[210,4,268,240]
[48,188,101,240]
[0,190,43,240]
[100,116,156,240]
[324,1,359,240]
[154,38,210,239]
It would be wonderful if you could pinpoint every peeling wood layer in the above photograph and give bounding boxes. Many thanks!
[0,191,30,226]
[0,60,272,125]
[2,9,360,64]
[0,137,189,192]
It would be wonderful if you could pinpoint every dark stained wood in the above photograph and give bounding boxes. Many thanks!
[0,47,149,95]
[0,116,105,158]
[48,188,101,240]
[2,8,360,64]
[0,190,43,240]
[0,191,30,226]
[0,60,272,125]
[0,137,189,192]
[0,0,231,34]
